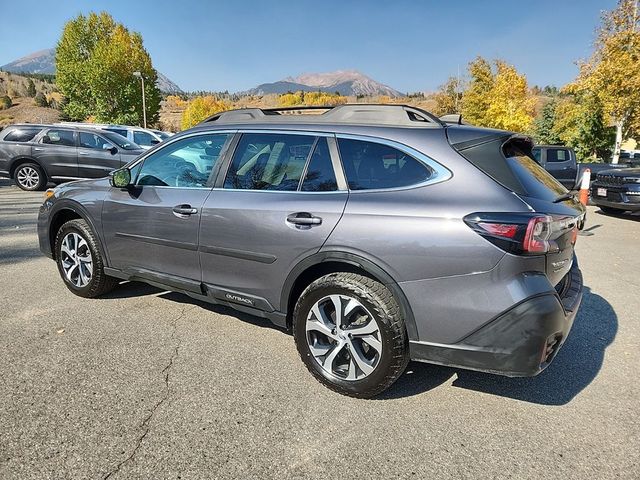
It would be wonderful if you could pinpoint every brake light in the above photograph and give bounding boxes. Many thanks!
[464,213,572,255]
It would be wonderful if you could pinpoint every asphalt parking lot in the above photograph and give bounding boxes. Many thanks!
[0,180,638,479]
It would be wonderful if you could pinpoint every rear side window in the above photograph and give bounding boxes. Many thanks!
[224,133,315,191]
[337,138,432,190]
[3,127,42,142]
[301,138,337,192]
[546,148,570,162]
[106,128,128,138]
[42,129,75,147]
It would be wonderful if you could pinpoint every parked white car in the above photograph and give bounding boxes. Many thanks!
[56,123,170,150]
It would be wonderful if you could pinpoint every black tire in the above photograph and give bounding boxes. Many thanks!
[54,219,119,298]
[14,163,47,191]
[600,206,625,215]
[293,272,409,398]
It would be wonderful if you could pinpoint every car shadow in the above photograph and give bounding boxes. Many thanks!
[104,282,616,404]
[386,286,615,405]
[596,208,640,222]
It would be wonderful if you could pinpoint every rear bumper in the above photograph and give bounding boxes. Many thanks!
[409,260,583,377]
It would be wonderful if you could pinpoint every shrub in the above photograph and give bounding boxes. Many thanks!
[34,92,49,107]
[181,96,231,130]
[26,79,36,97]
[0,95,12,110]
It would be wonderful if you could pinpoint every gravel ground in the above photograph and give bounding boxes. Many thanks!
[0,181,638,479]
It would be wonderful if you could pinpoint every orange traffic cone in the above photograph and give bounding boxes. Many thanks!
[579,168,591,206]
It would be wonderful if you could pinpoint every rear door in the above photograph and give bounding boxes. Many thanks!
[198,131,348,311]
[543,147,577,190]
[77,131,123,178]
[102,132,233,287]
[35,128,78,179]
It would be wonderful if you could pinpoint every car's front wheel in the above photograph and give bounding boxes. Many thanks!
[54,219,119,298]
[293,272,409,398]
[14,163,46,191]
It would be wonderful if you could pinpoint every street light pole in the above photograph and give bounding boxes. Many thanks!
[133,71,147,128]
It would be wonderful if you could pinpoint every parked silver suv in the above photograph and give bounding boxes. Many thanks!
[38,105,585,397]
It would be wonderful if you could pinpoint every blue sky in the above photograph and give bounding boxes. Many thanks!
[0,0,616,93]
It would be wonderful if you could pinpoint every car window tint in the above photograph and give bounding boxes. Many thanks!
[43,129,75,147]
[532,148,541,163]
[136,134,231,188]
[301,138,337,192]
[106,128,128,138]
[79,132,112,150]
[547,148,569,162]
[133,130,156,146]
[4,127,42,142]
[337,138,432,190]
[224,133,315,191]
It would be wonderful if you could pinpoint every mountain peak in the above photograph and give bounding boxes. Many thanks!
[1,48,182,93]
[251,70,401,97]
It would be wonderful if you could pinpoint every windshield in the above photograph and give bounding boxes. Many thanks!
[102,131,140,150]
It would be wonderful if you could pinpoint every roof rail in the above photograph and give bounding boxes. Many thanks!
[201,104,445,127]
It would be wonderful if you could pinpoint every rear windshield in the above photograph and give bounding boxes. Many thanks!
[454,135,567,201]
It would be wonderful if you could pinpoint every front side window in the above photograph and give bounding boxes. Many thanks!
[337,138,432,190]
[133,130,157,147]
[42,129,75,147]
[79,132,112,150]
[4,127,42,142]
[224,133,315,191]
[135,133,231,188]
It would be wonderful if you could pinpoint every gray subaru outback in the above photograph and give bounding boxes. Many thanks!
[38,105,585,398]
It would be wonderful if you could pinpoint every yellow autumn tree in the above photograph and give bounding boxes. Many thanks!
[571,0,640,162]
[433,76,463,116]
[181,96,231,130]
[461,57,494,126]
[485,61,536,132]
[278,91,347,107]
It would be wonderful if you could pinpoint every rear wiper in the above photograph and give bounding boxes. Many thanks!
[552,193,574,203]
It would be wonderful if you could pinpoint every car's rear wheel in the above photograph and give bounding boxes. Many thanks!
[14,163,46,191]
[54,219,119,298]
[293,272,409,398]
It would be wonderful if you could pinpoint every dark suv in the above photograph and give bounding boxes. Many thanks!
[0,124,144,190]
[38,105,585,398]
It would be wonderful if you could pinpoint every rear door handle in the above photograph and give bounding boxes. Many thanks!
[34,147,44,151]
[287,212,322,226]
[172,204,198,216]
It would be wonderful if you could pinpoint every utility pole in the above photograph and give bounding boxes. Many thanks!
[133,71,147,128]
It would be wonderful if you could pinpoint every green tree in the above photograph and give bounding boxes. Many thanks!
[533,100,562,145]
[432,76,463,116]
[34,92,48,107]
[461,57,494,126]
[26,79,36,97]
[0,95,11,110]
[56,11,161,125]
[181,96,231,130]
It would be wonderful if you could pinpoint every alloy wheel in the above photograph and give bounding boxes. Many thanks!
[60,232,93,288]
[306,294,383,381]
[16,166,40,189]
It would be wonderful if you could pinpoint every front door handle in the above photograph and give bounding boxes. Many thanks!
[34,147,44,151]
[172,204,198,216]
[287,212,322,226]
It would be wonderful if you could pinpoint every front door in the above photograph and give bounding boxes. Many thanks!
[199,132,348,311]
[543,147,577,189]
[77,131,123,178]
[35,128,78,179]
[102,132,233,288]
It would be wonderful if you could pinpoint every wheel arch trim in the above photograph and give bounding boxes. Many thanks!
[281,251,419,340]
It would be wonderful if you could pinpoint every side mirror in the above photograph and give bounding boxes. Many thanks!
[110,146,118,155]
[42,135,51,144]
[110,168,131,188]
[150,139,160,145]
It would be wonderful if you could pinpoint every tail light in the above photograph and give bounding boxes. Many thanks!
[464,213,577,255]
